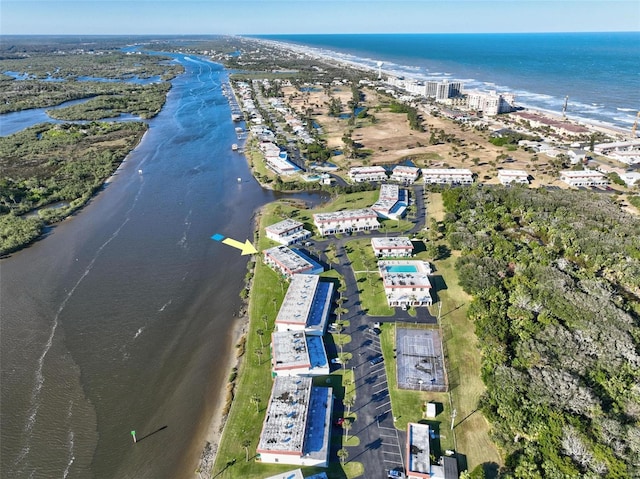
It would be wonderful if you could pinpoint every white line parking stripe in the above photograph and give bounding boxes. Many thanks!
[376,400,391,409]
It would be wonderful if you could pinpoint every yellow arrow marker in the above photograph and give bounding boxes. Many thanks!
[221,237,258,255]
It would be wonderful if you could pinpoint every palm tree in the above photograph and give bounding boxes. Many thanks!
[256,328,265,349]
[242,439,251,462]
[343,396,356,416]
[337,447,349,465]
[254,348,263,365]
[250,394,261,413]
[342,418,352,442]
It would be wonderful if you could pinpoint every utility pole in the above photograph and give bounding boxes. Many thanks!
[450,409,457,431]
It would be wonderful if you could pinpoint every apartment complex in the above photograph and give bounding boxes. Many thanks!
[348,166,388,183]
[497,169,530,185]
[560,170,608,187]
[371,184,408,220]
[263,246,323,278]
[390,165,421,184]
[265,219,311,246]
[422,168,474,185]
[256,376,332,467]
[313,208,379,236]
[271,331,329,377]
[378,260,432,308]
[371,237,414,258]
[275,274,333,336]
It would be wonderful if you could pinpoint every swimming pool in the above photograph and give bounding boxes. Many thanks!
[386,265,418,273]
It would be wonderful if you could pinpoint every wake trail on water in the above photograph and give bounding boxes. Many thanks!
[15,174,147,472]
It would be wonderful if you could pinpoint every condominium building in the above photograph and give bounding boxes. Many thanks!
[263,246,323,278]
[371,184,408,220]
[378,260,432,308]
[560,170,608,187]
[348,166,388,183]
[271,331,329,377]
[371,237,414,258]
[275,274,334,336]
[266,219,311,246]
[256,376,333,467]
[390,165,421,184]
[422,168,473,185]
[466,90,516,115]
[497,169,529,185]
[313,209,379,236]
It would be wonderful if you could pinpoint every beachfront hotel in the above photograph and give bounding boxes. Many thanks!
[348,166,388,183]
[275,274,333,336]
[497,169,530,185]
[371,184,408,220]
[256,376,333,467]
[371,237,414,258]
[406,423,458,479]
[466,90,516,115]
[390,165,421,184]
[265,218,312,246]
[312,208,379,237]
[560,169,608,187]
[378,260,432,308]
[263,245,324,278]
[270,331,329,377]
[422,168,474,185]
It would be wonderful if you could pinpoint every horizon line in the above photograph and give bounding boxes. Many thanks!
[1,30,639,37]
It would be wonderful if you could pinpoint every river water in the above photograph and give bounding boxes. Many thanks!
[1,53,325,478]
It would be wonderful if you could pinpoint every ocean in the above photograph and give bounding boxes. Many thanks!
[256,32,640,131]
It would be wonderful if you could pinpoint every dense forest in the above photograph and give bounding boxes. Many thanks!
[0,121,147,254]
[442,186,640,478]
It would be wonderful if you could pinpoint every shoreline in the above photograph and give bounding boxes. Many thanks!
[196,310,250,478]
[249,36,636,138]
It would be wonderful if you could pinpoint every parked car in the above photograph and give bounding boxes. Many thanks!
[388,468,405,478]
[335,417,345,426]
[331,357,342,364]
[370,355,384,365]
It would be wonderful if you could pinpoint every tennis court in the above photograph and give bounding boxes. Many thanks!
[396,327,447,392]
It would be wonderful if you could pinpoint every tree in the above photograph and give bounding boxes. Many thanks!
[250,394,261,414]
[254,348,263,365]
[343,395,356,416]
[337,447,349,465]
[342,418,352,442]
[242,439,251,462]
[256,328,265,349]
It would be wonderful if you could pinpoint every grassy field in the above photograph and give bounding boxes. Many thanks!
[344,238,394,317]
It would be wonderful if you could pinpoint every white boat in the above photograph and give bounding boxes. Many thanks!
[237,177,242,183]
[231,143,238,151]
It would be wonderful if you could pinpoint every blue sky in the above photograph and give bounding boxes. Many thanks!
[2,0,639,35]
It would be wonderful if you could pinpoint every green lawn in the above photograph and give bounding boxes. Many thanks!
[344,239,394,317]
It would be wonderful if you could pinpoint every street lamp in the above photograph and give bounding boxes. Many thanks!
[418,379,423,391]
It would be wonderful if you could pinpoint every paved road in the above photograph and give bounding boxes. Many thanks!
[315,183,433,477]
